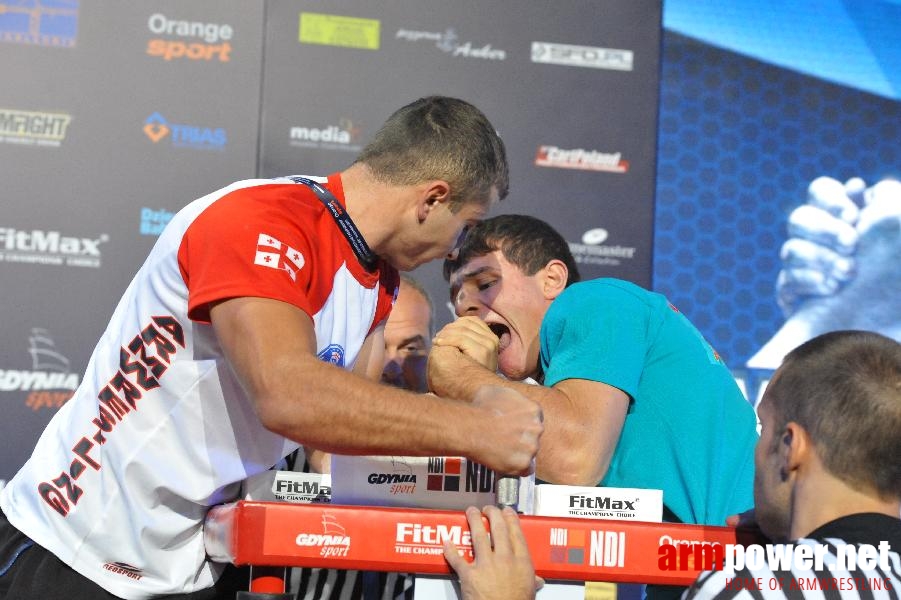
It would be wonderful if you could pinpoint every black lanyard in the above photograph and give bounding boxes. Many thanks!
[289,176,379,272]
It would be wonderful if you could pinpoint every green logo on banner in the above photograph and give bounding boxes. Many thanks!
[299,12,380,50]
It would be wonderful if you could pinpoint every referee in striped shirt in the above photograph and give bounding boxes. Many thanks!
[685,330,901,599]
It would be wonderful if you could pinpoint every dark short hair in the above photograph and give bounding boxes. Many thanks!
[765,330,901,498]
[355,96,509,210]
[443,214,581,285]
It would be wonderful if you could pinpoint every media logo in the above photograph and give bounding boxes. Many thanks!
[531,42,633,71]
[535,145,629,173]
[395,27,505,60]
[549,527,625,568]
[0,328,80,411]
[299,12,379,50]
[143,113,226,151]
[0,108,72,147]
[317,344,345,367]
[289,118,362,153]
[0,226,108,268]
[139,207,174,236]
[295,512,351,558]
[395,521,473,557]
[146,12,232,62]
[0,0,78,47]
[568,228,637,268]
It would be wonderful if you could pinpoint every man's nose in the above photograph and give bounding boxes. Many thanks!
[453,290,484,318]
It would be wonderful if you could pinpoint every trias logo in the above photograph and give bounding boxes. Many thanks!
[295,512,351,558]
[549,527,626,568]
[0,328,79,411]
[0,227,108,268]
[289,118,362,152]
[535,146,629,173]
[395,522,473,557]
[143,113,227,151]
[146,13,232,62]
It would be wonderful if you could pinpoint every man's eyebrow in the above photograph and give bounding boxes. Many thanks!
[396,334,427,348]
[449,266,495,300]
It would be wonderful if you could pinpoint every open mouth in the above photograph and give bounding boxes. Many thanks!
[487,322,512,351]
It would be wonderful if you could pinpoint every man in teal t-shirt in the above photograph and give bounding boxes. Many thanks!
[428,214,757,528]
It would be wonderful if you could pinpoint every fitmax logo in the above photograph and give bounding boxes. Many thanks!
[569,495,637,510]
[143,112,226,150]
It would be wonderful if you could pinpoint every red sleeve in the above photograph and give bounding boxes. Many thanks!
[178,183,329,323]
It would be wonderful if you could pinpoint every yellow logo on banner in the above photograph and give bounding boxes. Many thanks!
[298,12,379,50]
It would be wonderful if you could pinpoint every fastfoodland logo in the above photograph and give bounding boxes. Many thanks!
[0,328,80,411]
[146,13,232,62]
[395,523,473,557]
[395,28,505,60]
[0,0,79,47]
[549,527,626,568]
[536,145,629,173]
[531,42,633,71]
[0,227,108,268]
[568,228,637,268]
[289,119,362,152]
[0,108,72,147]
[143,112,226,151]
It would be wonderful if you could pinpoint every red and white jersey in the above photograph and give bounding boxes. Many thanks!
[0,174,398,599]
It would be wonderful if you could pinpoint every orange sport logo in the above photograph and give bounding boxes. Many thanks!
[146,12,232,62]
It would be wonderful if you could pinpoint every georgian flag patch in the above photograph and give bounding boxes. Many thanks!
[254,233,305,281]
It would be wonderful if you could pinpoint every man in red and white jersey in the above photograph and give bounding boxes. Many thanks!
[0,96,543,600]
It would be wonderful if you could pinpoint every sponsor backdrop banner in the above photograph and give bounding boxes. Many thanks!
[0,0,661,483]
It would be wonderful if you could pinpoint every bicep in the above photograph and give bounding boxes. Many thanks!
[209,296,317,413]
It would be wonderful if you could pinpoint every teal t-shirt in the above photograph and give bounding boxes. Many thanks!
[540,278,757,525]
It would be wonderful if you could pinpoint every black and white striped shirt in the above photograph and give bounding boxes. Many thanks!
[684,513,901,600]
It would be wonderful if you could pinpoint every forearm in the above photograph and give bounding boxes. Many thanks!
[430,358,609,484]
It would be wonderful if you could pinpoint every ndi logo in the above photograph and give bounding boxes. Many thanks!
[143,112,226,151]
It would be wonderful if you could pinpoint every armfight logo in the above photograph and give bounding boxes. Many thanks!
[568,228,637,268]
[0,0,79,47]
[0,226,108,268]
[395,27,505,60]
[0,108,72,147]
[0,328,80,411]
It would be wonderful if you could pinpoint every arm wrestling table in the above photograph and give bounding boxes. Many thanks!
[204,500,739,597]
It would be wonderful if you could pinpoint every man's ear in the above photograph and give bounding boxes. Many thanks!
[416,180,451,222]
[781,422,811,479]
[541,259,569,300]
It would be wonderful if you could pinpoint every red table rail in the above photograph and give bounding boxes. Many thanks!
[205,500,738,591]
